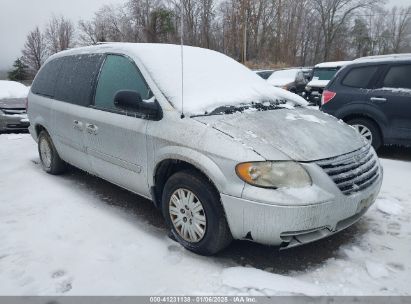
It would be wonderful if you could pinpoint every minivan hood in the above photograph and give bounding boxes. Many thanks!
[194,108,365,162]
[0,98,26,110]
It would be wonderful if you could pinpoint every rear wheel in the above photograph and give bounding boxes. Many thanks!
[38,131,66,174]
[347,118,382,150]
[162,170,232,255]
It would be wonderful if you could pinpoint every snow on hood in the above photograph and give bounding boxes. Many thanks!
[0,81,29,100]
[307,79,330,88]
[194,108,366,161]
[50,43,308,115]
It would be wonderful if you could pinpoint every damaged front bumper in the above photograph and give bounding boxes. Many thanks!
[220,164,383,248]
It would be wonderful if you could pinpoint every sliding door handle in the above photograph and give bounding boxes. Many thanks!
[86,123,99,135]
[73,120,84,131]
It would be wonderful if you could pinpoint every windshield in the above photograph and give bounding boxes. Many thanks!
[122,44,307,115]
[312,67,340,81]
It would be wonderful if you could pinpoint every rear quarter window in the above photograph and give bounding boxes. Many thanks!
[31,58,63,97]
[54,54,105,106]
[383,64,411,89]
[342,66,379,88]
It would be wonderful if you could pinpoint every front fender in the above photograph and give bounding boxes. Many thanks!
[152,145,244,197]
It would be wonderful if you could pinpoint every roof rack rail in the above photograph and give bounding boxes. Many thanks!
[354,53,411,62]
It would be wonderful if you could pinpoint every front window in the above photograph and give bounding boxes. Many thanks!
[94,55,152,112]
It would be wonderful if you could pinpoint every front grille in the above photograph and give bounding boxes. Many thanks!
[316,145,380,195]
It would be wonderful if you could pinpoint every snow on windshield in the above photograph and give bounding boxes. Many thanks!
[120,44,308,114]
[0,81,29,100]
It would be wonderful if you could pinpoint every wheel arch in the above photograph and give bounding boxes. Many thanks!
[150,148,230,209]
[337,105,388,140]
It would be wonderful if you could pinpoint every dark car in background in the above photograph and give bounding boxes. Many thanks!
[0,81,30,132]
[321,54,411,150]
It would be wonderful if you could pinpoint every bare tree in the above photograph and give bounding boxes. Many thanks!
[22,27,48,74]
[45,16,75,54]
[33,0,411,70]
[388,6,411,53]
[312,0,379,61]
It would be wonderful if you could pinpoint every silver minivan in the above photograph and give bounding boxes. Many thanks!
[28,43,383,255]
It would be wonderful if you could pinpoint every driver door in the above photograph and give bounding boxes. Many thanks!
[83,54,153,197]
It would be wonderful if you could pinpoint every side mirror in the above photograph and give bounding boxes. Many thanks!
[114,90,142,111]
[114,90,162,120]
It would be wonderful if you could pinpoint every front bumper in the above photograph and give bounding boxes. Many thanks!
[0,113,30,131]
[220,165,383,247]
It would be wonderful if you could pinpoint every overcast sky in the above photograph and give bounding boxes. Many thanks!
[0,0,409,70]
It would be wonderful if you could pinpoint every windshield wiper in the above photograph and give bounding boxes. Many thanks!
[191,99,294,118]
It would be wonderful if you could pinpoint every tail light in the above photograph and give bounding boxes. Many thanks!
[25,97,29,111]
[321,90,336,105]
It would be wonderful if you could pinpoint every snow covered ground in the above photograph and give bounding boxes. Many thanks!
[0,133,410,296]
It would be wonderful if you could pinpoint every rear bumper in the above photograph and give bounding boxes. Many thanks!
[220,166,382,247]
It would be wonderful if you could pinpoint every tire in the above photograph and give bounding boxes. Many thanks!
[162,170,232,255]
[346,118,382,150]
[38,130,67,174]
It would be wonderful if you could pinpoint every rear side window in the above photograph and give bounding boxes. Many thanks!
[383,65,411,89]
[54,54,104,106]
[94,55,151,111]
[31,58,63,97]
[342,66,379,88]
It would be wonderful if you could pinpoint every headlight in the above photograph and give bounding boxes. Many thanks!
[305,86,311,91]
[236,161,312,189]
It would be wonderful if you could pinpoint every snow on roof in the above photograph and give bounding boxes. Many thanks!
[266,69,301,86]
[268,69,301,79]
[314,61,351,68]
[0,81,29,100]
[48,43,308,114]
[353,53,411,63]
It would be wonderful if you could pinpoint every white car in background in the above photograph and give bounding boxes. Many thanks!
[305,61,351,105]
[0,81,30,132]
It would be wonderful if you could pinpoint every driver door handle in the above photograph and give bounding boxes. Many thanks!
[86,123,99,135]
[370,97,387,103]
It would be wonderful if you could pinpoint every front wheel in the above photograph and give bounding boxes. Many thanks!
[162,170,232,255]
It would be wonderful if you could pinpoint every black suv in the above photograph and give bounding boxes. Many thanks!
[321,54,411,150]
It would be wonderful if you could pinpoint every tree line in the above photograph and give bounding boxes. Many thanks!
[11,0,411,79]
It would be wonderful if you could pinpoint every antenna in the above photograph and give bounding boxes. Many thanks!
[180,0,185,119]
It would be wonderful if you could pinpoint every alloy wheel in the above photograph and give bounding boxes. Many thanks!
[352,124,373,144]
